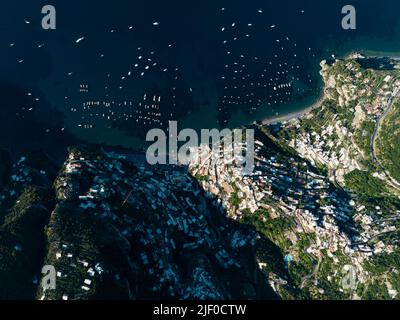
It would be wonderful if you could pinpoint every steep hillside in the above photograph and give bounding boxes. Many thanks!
[189,56,400,300]
[0,145,277,300]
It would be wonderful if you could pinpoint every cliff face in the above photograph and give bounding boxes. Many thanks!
[0,145,277,300]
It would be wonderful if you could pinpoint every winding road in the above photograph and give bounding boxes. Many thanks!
[370,86,400,191]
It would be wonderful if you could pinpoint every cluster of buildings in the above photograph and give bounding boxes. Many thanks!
[291,59,400,183]
[188,125,400,296]
[44,147,258,299]
[361,74,400,118]
[40,242,104,301]
[291,122,361,184]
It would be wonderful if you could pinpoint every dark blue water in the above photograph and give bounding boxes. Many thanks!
[1,0,400,149]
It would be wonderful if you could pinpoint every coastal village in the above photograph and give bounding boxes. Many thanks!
[1,50,400,300]
[189,56,400,299]
[37,146,265,300]
[27,56,400,300]
[2,0,400,303]
[289,55,400,186]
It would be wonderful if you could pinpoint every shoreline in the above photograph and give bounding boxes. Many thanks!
[261,51,400,126]
[261,94,324,125]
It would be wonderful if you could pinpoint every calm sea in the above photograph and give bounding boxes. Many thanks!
[1,0,400,149]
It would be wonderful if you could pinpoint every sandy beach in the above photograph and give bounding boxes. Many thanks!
[261,95,325,125]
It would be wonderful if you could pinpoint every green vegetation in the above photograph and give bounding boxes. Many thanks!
[344,170,387,197]
[0,187,51,299]
[195,174,210,183]
[242,208,293,249]
[261,127,299,158]
[363,280,391,300]
[228,183,241,209]
[355,120,374,158]
[376,102,400,182]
